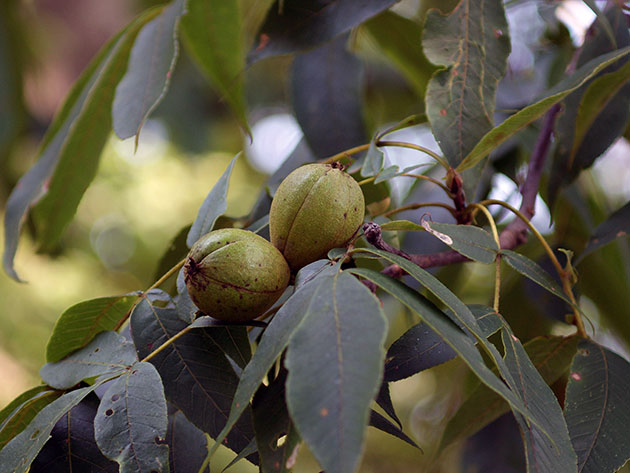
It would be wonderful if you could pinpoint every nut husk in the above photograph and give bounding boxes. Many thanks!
[184,228,290,322]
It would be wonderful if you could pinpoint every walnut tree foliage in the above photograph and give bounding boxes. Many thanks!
[2,1,630,472]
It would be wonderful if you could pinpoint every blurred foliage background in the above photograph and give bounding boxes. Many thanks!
[1,0,630,471]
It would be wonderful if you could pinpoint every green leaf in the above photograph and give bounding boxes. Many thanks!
[181,0,249,134]
[426,221,499,264]
[112,0,186,141]
[0,379,111,473]
[441,335,578,449]
[130,291,256,455]
[348,267,538,433]
[548,7,630,207]
[186,155,238,247]
[167,411,210,473]
[209,269,335,458]
[285,271,387,473]
[571,61,630,161]
[0,387,62,451]
[247,0,399,63]
[564,339,630,473]
[499,324,577,472]
[457,46,630,172]
[29,10,163,254]
[380,220,425,232]
[369,410,419,450]
[41,331,137,390]
[46,294,139,363]
[94,362,169,473]
[579,201,630,262]
[252,371,300,473]
[423,0,510,195]
[1,12,155,280]
[362,11,436,98]
[581,0,617,47]
[361,138,385,178]
[501,250,573,307]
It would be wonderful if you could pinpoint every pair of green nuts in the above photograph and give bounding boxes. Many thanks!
[184,163,365,322]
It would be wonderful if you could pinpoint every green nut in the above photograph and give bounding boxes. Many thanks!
[269,163,365,271]
[184,228,290,322]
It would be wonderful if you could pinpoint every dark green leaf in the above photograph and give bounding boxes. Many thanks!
[248,0,398,63]
[291,34,366,158]
[30,10,163,253]
[0,388,62,451]
[380,220,425,232]
[167,411,209,473]
[457,46,630,172]
[384,305,501,382]
[549,7,630,207]
[94,362,169,473]
[369,410,419,450]
[564,339,630,473]
[253,370,300,473]
[581,0,617,47]
[501,250,573,306]
[499,324,576,472]
[285,271,387,473]
[209,269,335,457]
[41,331,137,390]
[181,0,249,133]
[423,0,510,195]
[46,294,139,363]
[426,221,499,264]
[442,336,578,449]
[362,11,435,98]
[2,11,157,280]
[202,324,252,370]
[30,393,118,473]
[579,201,630,262]
[130,292,256,456]
[347,267,540,439]
[0,379,110,473]
[374,382,401,429]
[112,0,186,141]
[186,155,238,247]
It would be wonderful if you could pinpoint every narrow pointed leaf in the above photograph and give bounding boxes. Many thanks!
[384,305,501,382]
[564,339,630,473]
[423,0,510,195]
[2,10,158,280]
[457,46,630,172]
[46,294,140,363]
[252,371,300,473]
[499,324,577,472]
[0,379,110,473]
[248,0,398,63]
[291,34,366,158]
[501,250,573,306]
[347,268,541,444]
[548,7,630,206]
[41,331,137,390]
[113,0,186,140]
[426,222,499,264]
[0,388,63,451]
[362,11,435,98]
[181,0,249,133]
[369,410,419,450]
[374,382,401,429]
[31,393,118,473]
[579,201,630,262]
[130,292,256,456]
[442,335,578,449]
[209,269,335,457]
[94,362,169,473]
[285,271,387,473]
[167,411,209,473]
[186,155,238,247]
